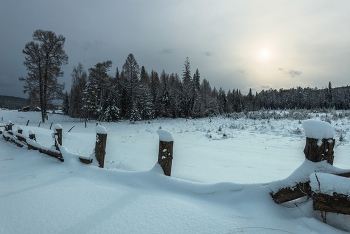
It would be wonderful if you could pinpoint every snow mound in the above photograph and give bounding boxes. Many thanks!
[157,129,173,142]
[302,119,334,139]
[28,130,34,135]
[310,172,350,196]
[53,124,62,131]
[96,125,107,134]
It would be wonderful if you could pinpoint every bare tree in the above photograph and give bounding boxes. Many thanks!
[19,29,68,122]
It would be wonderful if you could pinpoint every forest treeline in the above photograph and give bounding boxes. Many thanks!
[59,53,349,122]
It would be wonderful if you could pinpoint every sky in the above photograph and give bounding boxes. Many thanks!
[1,0,350,99]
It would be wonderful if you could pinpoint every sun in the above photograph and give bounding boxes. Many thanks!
[259,48,271,60]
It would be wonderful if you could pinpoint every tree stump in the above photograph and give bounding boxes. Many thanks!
[304,137,335,165]
[158,141,174,176]
[95,133,107,168]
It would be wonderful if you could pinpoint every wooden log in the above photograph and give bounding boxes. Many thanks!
[158,140,174,176]
[271,171,350,204]
[79,157,93,164]
[313,192,350,215]
[95,133,107,168]
[271,182,311,204]
[26,141,64,162]
[304,137,335,165]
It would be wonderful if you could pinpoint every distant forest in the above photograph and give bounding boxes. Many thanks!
[54,54,350,121]
[0,95,27,110]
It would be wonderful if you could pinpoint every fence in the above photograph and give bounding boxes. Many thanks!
[1,119,350,220]
[1,120,174,175]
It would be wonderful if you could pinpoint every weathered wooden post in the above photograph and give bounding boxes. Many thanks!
[26,120,29,126]
[50,122,53,130]
[95,125,107,168]
[28,130,36,150]
[17,126,23,134]
[38,121,41,127]
[7,120,13,131]
[302,120,335,165]
[53,124,62,151]
[157,129,174,176]
[16,126,26,142]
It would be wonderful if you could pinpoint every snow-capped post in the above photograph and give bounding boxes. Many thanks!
[157,129,174,176]
[95,125,107,168]
[17,126,23,134]
[28,130,36,150]
[6,120,14,131]
[53,124,62,151]
[302,120,335,165]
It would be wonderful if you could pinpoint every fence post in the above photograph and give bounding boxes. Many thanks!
[95,126,107,168]
[28,130,36,150]
[53,124,62,151]
[26,120,29,126]
[303,120,335,165]
[17,126,23,134]
[7,120,13,131]
[157,129,174,176]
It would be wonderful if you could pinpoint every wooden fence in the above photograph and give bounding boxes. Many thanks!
[1,120,349,220]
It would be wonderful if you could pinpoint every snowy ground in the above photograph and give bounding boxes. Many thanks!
[1,109,350,233]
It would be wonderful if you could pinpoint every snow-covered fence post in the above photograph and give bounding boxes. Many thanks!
[302,120,335,165]
[28,130,36,150]
[6,120,13,131]
[16,126,26,142]
[53,124,62,151]
[157,129,174,176]
[95,126,107,168]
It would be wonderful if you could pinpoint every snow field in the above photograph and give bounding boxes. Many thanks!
[1,109,350,233]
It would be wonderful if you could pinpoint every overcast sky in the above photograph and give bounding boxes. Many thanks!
[1,0,350,98]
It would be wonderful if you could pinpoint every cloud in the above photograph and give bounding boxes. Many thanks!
[82,41,106,51]
[159,48,172,54]
[278,68,302,78]
[204,51,213,57]
[286,70,302,78]
[237,69,247,75]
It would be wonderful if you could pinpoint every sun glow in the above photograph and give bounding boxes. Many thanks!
[259,48,271,60]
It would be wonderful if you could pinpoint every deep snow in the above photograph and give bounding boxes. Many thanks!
[1,109,350,233]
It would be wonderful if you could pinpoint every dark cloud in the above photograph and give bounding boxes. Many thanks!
[159,48,172,54]
[286,70,302,78]
[260,85,271,89]
[204,51,213,57]
[278,68,302,78]
[237,69,247,75]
